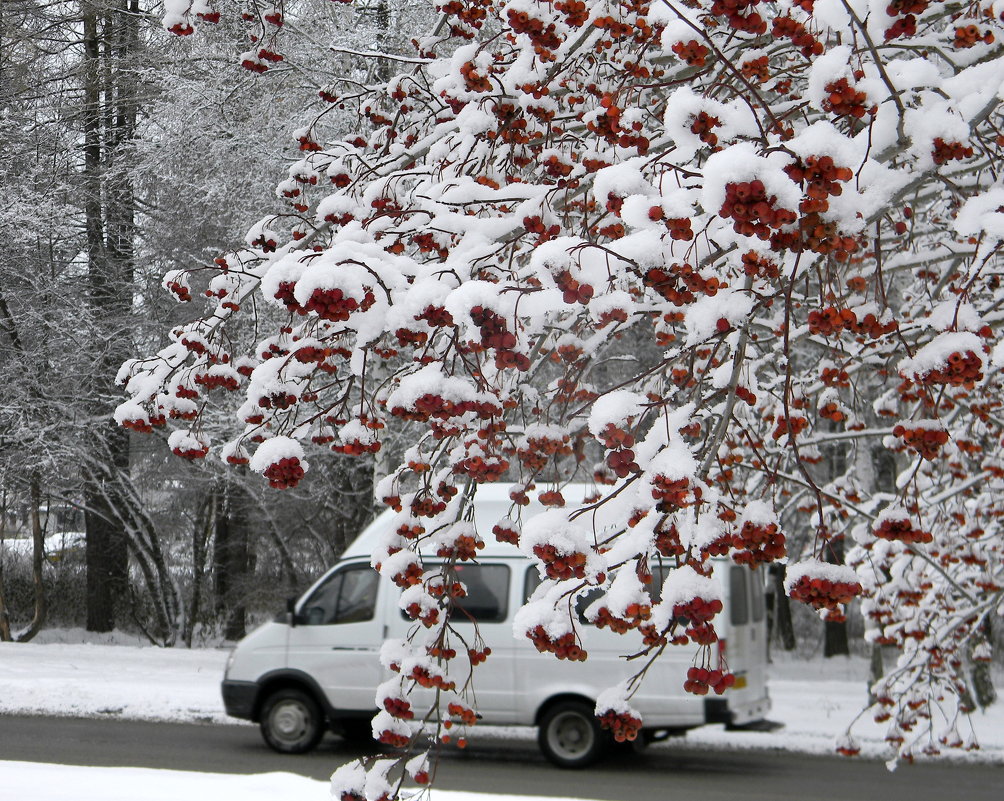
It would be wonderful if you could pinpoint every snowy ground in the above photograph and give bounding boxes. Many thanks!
[2,632,1002,799]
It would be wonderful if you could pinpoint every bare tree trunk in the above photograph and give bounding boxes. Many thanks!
[184,491,215,648]
[214,477,251,641]
[81,0,136,632]
[16,474,48,642]
[0,551,11,642]
[823,535,850,658]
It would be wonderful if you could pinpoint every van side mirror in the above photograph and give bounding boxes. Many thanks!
[286,596,299,627]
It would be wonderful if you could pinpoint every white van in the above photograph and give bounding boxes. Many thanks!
[222,484,770,767]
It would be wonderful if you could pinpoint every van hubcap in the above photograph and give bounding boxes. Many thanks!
[549,711,593,758]
[272,701,310,741]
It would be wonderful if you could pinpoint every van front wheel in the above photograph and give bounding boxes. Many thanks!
[260,688,324,754]
[538,701,606,769]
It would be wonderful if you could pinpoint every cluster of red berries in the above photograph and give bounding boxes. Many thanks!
[436,533,484,561]
[393,393,500,423]
[554,0,588,26]
[606,448,640,478]
[784,156,854,213]
[166,279,191,302]
[459,61,491,93]
[167,22,195,36]
[874,516,932,545]
[593,600,651,633]
[741,55,769,84]
[447,701,478,725]
[771,414,807,441]
[689,111,721,148]
[807,306,897,338]
[469,305,530,370]
[383,696,414,720]
[741,250,779,279]
[652,475,703,512]
[526,625,587,661]
[772,16,823,57]
[643,263,720,305]
[719,181,797,240]
[492,522,520,546]
[788,574,862,612]
[377,727,410,749]
[673,596,723,626]
[655,522,685,557]
[194,371,239,392]
[684,666,736,696]
[932,138,974,165]
[404,601,439,627]
[597,708,642,742]
[710,0,767,34]
[823,77,870,118]
[954,25,994,48]
[263,457,305,490]
[886,0,926,13]
[173,441,209,460]
[257,391,297,410]
[532,543,588,580]
[506,9,561,54]
[333,435,381,456]
[892,424,949,459]
[672,40,709,66]
[408,664,455,691]
[732,521,786,567]
[820,366,850,387]
[452,450,509,482]
[554,270,594,305]
[122,413,166,434]
[647,207,694,240]
[467,647,491,667]
[884,14,916,40]
[917,350,983,388]
[818,401,845,423]
[294,345,338,373]
[304,287,374,323]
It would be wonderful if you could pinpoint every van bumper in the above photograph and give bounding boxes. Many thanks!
[221,680,259,721]
[704,693,771,726]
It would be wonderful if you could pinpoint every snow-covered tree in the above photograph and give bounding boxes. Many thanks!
[122,0,1004,780]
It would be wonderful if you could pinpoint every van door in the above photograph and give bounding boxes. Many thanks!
[721,564,769,720]
[384,562,517,723]
[288,563,384,713]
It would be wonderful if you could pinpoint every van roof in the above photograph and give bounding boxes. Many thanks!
[341,482,605,561]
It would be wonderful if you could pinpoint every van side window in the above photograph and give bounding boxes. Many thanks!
[401,565,510,623]
[523,568,602,624]
[302,566,379,625]
[751,570,766,622]
[453,564,510,623]
[729,566,749,626]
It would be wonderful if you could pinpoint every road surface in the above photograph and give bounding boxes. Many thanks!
[0,715,1000,801]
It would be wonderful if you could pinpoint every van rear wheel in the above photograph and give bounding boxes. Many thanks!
[260,688,324,754]
[538,700,606,769]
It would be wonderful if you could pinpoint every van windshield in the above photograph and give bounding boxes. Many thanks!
[301,565,379,625]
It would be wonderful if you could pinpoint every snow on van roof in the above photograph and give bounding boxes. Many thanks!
[341,483,616,561]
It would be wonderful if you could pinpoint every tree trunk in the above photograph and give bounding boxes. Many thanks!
[971,617,997,709]
[81,0,137,632]
[16,475,48,642]
[823,534,850,658]
[184,491,215,648]
[214,478,251,641]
